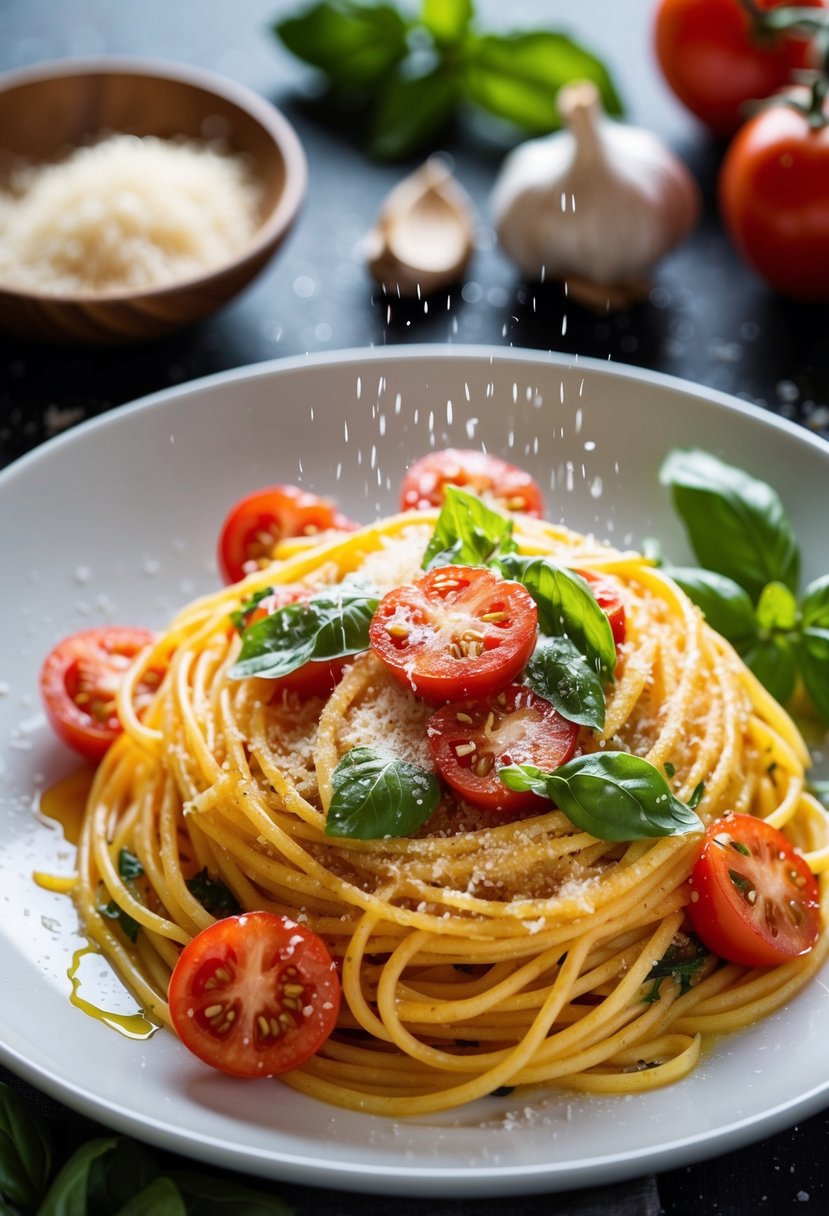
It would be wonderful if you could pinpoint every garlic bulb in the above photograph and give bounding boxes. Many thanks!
[364,157,475,297]
[491,81,699,306]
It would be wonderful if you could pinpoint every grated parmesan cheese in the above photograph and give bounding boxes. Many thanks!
[0,133,263,295]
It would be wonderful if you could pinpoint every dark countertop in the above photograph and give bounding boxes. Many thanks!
[1,2,828,1213]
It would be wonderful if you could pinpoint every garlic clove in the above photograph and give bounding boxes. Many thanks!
[364,157,475,297]
[491,80,700,303]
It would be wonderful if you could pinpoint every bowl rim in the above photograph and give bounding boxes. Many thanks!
[0,54,308,304]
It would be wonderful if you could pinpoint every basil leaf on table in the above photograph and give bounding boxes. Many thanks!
[523,635,606,731]
[229,590,379,681]
[500,752,703,841]
[421,0,472,46]
[38,1137,120,1216]
[422,485,515,571]
[114,1178,186,1216]
[169,1171,294,1214]
[464,30,623,131]
[496,554,617,680]
[275,1,408,90]
[660,448,800,602]
[369,64,462,162]
[326,746,441,839]
[0,1081,52,1209]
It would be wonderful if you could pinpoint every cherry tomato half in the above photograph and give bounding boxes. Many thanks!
[40,627,158,762]
[687,814,821,967]
[719,97,829,301]
[168,911,341,1078]
[242,584,348,697]
[218,486,358,584]
[654,0,823,138]
[427,684,579,814]
[400,449,545,517]
[574,569,627,647]
[370,566,538,704]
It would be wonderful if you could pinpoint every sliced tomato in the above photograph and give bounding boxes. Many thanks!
[687,814,821,967]
[40,627,158,762]
[240,584,347,698]
[369,566,538,704]
[218,486,357,584]
[168,911,341,1079]
[427,684,579,813]
[400,449,545,517]
[575,569,627,647]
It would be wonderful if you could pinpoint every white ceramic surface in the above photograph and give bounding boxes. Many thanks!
[2,346,828,1197]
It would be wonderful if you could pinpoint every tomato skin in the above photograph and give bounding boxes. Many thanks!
[654,0,822,137]
[427,685,579,813]
[369,566,538,704]
[687,814,821,967]
[218,486,357,584]
[40,626,157,762]
[719,100,829,301]
[574,569,626,647]
[400,449,545,517]
[244,585,347,697]
[168,911,341,1079]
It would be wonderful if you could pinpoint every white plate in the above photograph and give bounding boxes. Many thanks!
[2,346,829,1198]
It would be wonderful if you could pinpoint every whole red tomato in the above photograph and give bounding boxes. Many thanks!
[654,0,824,136]
[719,96,829,300]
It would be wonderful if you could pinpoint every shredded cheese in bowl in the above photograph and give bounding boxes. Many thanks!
[0,133,263,295]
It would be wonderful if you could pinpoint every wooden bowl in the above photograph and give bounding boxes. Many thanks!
[0,58,307,344]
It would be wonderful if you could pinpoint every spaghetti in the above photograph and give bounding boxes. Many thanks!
[72,506,829,1116]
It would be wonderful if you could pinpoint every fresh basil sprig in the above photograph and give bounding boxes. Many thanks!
[660,448,829,720]
[185,869,242,918]
[229,588,379,681]
[523,635,606,731]
[422,485,516,571]
[500,751,703,841]
[98,848,144,944]
[660,448,800,601]
[274,0,622,160]
[325,745,441,838]
[496,554,617,680]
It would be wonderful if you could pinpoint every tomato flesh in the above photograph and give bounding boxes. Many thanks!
[168,911,341,1078]
[218,485,357,584]
[574,569,626,647]
[719,100,829,301]
[243,585,348,697]
[40,626,157,761]
[688,814,821,967]
[654,0,823,137]
[400,449,545,517]
[427,684,579,813]
[369,566,538,704]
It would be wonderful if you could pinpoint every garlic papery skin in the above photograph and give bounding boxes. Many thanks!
[491,80,699,301]
[364,157,475,297]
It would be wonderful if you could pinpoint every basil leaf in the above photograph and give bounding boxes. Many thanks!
[275,1,409,90]
[100,900,141,944]
[523,636,605,730]
[229,590,378,681]
[114,1178,185,1216]
[38,1137,119,1216]
[464,31,622,131]
[369,64,461,160]
[496,555,616,679]
[0,1082,52,1208]
[185,869,242,919]
[87,1139,161,1215]
[325,746,440,839]
[801,574,829,630]
[170,1171,293,1214]
[500,752,703,841]
[664,566,758,649]
[798,626,829,721]
[422,0,472,45]
[118,847,144,882]
[660,448,800,601]
[230,587,273,633]
[422,485,515,571]
[756,580,799,632]
[743,635,798,705]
